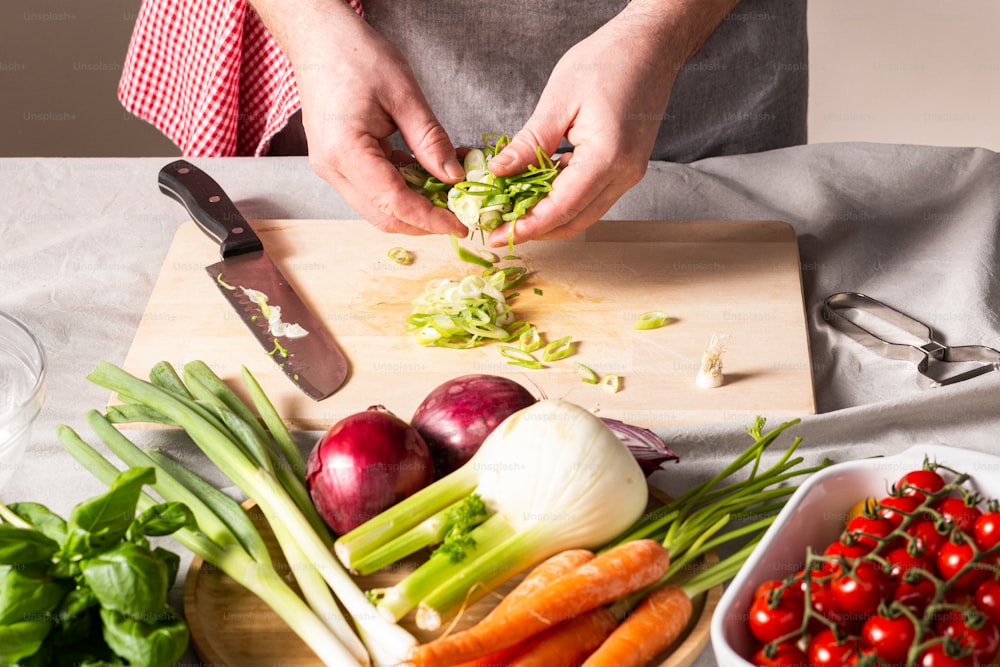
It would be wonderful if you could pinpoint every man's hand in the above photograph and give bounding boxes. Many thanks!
[252,0,467,236]
[486,0,739,246]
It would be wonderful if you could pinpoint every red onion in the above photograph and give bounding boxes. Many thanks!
[600,417,679,474]
[410,374,537,476]
[306,405,434,535]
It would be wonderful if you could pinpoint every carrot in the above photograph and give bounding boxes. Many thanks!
[451,643,525,667]
[485,548,595,621]
[581,585,693,667]
[449,549,596,667]
[506,607,618,667]
[408,539,670,667]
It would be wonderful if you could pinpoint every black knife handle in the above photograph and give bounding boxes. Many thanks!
[157,159,263,258]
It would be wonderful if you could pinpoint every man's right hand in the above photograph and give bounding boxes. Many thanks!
[253,0,467,236]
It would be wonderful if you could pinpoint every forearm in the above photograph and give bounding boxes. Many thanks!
[617,0,744,67]
[247,0,364,65]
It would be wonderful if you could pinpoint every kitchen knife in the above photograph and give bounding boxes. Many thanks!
[157,159,350,400]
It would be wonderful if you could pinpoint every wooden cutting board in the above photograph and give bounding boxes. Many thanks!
[124,219,814,431]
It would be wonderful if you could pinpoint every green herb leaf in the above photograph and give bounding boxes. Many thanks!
[99,607,189,667]
[81,542,169,619]
[0,620,52,664]
[64,467,156,558]
[128,502,194,543]
[0,526,59,565]
[6,503,67,545]
[0,566,71,625]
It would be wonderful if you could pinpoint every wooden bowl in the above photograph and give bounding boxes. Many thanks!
[184,498,722,666]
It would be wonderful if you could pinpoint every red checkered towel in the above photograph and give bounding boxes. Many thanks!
[118,0,363,156]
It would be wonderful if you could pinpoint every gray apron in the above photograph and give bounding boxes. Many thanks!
[364,0,808,162]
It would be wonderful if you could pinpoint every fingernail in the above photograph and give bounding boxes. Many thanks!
[444,158,465,182]
[491,154,513,171]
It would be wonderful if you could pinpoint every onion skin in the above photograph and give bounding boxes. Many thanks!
[410,374,537,477]
[306,405,434,535]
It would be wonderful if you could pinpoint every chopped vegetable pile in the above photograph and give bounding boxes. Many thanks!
[401,133,558,242]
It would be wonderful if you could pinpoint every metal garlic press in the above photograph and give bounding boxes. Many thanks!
[822,292,1000,388]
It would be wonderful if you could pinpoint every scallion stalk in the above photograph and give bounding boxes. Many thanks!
[63,360,428,666]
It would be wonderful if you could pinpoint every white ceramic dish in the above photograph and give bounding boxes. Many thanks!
[710,444,1000,666]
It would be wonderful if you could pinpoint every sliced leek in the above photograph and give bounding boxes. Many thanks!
[401,134,559,243]
[387,247,414,265]
[634,310,669,330]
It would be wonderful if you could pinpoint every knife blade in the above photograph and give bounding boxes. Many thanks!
[157,159,350,400]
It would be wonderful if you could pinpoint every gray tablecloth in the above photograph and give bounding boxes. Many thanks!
[2,143,999,665]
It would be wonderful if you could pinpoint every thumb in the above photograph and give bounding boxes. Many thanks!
[488,118,566,177]
[395,105,465,184]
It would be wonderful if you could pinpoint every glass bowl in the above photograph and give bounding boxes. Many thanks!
[0,312,46,491]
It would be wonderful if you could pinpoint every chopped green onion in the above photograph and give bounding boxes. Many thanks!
[450,235,496,268]
[518,326,541,353]
[601,373,622,394]
[399,133,559,242]
[574,362,599,384]
[634,310,669,330]
[533,288,543,296]
[541,335,574,362]
[216,273,236,291]
[497,345,543,369]
[388,247,414,265]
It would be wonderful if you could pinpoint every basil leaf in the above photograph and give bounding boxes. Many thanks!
[55,586,99,625]
[64,468,155,557]
[153,546,181,590]
[81,542,167,619]
[0,619,52,663]
[99,607,189,667]
[0,525,59,565]
[7,502,68,544]
[0,567,71,625]
[128,502,194,542]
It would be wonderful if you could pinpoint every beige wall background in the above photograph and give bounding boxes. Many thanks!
[1,1,998,157]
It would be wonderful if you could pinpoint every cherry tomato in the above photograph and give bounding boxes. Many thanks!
[748,589,805,644]
[907,518,949,556]
[861,612,916,664]
[918,644,975,667]
[846,497,879,523]
[824,536,872,560]
[938,538,992,591]
[884,544,932,582]
[975,579,1000,627]
[845,514,896,552]
[974,511,1000,552]
[753,579,788,603]
[831,560,891,618]
[894,573,938,614]
[898,468,947,501]
[938,613,1000,663]
[750,642,809,666]
[935,496,983,535]
[878,494,924,527]
[799,578,851,631]
[808,629,860,667]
